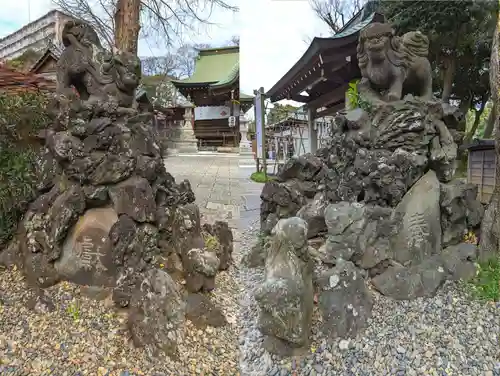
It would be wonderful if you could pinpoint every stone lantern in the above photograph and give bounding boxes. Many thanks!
[238,113,254,167]
[171,105,198,154]
[239,113,252,153]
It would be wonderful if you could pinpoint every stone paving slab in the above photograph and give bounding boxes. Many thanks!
[164,156,262,229]
[205,202,240,218]
[242,194,261,211]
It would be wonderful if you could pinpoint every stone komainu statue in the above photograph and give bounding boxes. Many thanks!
[356,22,433,103]
[101,50,142,108]
[56,20,105,99]
[56,20,141,108]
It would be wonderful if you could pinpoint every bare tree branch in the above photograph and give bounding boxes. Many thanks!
[302,34,313,46]
[54,0,116,48]
[174,42,211,78]
[309,0,365,34]
[141,55,180,77]
[53,0,238,49]
[228,35,239,46]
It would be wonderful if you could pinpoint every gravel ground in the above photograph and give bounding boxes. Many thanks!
[0,238,240,375]
[1,215,498,376]
[237,224,500,376]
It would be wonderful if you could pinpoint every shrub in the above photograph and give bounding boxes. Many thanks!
[346,79,372,112]
[0,92,50,141]
[468,257,500,302]
[0,92,50,247]
[0,147,38,246]
[463,231,500,302]
[250,171,275,183]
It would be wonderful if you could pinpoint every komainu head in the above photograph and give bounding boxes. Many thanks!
[357,23,406,69]
[61,19,102,50]
[355,22,432,102]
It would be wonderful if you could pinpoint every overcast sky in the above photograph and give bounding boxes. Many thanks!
[240,0,330,98]
[0,0,239,56]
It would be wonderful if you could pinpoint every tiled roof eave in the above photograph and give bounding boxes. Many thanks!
[210,70,239,90]
[171,80,216,87]
[210,61,239,88]
[210,77,238,90]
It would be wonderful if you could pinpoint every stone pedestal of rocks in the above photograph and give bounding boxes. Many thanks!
[238,113,255,168]
[169,107,198,154]
[13,20,234,359]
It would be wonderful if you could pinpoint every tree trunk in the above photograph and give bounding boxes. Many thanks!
[459,95,471,115]
[483,105,497,138]
[464,106,486,144]
[441,56,456,104]
[478,15,500,261]
[114,0,141,54]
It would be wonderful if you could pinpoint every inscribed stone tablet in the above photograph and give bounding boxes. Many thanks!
[56,207,119,286]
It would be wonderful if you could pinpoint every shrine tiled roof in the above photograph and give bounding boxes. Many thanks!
[210,60,239,89]
[0,65,56,94]
[172,46,239,89]
[331,12,380,39]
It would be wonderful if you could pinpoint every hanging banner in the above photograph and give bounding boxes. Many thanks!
[194,106,231,120]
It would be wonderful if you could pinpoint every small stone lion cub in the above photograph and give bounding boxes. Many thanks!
[356,22,433,104]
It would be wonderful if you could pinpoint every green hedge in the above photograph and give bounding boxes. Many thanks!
[0,92,50,247]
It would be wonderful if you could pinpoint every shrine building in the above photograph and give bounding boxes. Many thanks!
[28,43,62,81]
[172,46,253,151]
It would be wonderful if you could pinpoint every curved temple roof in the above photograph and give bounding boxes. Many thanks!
[172,46,239,90]
[266,12,385,104]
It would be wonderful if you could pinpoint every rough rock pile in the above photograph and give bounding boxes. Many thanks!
[254,217,314,355]
[252,99,483,354]
[0,20,233,358]
[250,22,485,356]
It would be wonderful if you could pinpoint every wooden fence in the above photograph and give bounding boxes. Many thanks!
[467,140,496,204]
